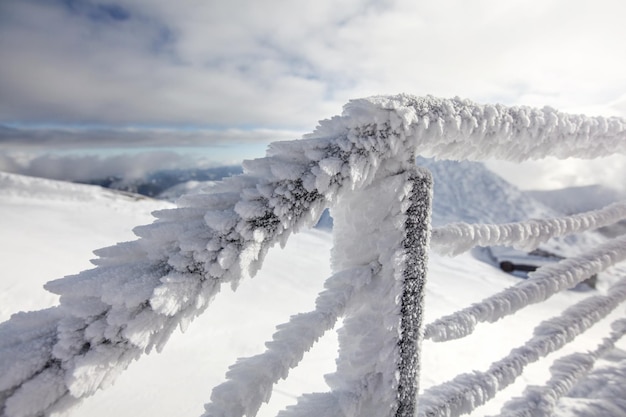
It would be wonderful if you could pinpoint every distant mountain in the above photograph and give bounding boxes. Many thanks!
[157,180,218,202]
[64,157,614,240]
[528,185,626,238]
[137,158,555,229]
[77,165,243,198]
[417,157,555,226]
[97,158,556,229]
[528,184,626,215]
[0,171,151,203]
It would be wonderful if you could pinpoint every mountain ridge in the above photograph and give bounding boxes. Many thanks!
[528,184,626,215]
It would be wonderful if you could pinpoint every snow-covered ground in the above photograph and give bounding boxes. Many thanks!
[1,167,625,417]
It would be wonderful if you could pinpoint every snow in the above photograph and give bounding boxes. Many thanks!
[554,348,626,416]
[0,173,171,321]
[418,276,626,417]
[1,94,626,417]
[1,170,625,417]
[203,265,371,417]
[415,157,553,227]
[306,95,626,163]
[0,173,337,417]
[426,235,626,342]
[202,167,433,417]
[496,319,626,417]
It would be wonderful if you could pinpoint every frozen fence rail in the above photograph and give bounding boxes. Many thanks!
[495,318,626,417]
[425,234,626,342]
[431,201,626,256]
[1,94,626,417]
[417,275,626,417]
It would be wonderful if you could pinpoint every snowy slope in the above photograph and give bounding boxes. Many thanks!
[418,157,555,226]
[158,158,556,227]
[0,173,173,322]
[1,171,625,417]
[0,173,338,417]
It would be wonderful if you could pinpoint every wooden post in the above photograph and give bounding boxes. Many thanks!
[396,168,433,417]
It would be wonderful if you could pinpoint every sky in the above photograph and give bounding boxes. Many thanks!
[1,0,625,190]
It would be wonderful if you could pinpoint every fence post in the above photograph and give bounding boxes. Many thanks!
[396,168,433,417]
[326,166,433,417]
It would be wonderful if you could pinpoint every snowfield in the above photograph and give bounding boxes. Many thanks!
[0,173,172,322]
[2,91,626,417]
[1,165,625,417]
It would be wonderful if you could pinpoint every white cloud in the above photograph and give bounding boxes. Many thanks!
[0,125,302,149]
[485,155,626,192]
[1,0,625,189]
[0,126,300,177]
[0,151,231,182]
[3,0,625,127]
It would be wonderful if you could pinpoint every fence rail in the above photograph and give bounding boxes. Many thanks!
[1,94,626,417]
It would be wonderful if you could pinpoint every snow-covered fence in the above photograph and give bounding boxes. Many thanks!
[204,168,433,417]
[418,273,626,417]
[496,318,626,417]
[1,94,626,417]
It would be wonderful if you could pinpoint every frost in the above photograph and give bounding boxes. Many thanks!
[431,201,626,256]
[494,318,626,417]
[272,168,432,417]
[551,329,626,416]
[418,277,626,417]
[1,94,625,417]
[204,265,373,417]
[425,235,626,342]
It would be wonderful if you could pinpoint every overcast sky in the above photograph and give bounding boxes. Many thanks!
[1,0,625,189]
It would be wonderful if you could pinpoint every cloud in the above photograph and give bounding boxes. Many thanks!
[0,124,298,177]
[485,155,626,192]
[0,151,209,182]
[2,0,625,130]
[0,0,346,128]
[1,0,625,191]
[0,124,302,149]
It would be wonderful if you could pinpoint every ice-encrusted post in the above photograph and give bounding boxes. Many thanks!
[327,166,432,417]
[396,169,433,417]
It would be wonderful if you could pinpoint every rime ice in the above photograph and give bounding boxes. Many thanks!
[1,94,625,417]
